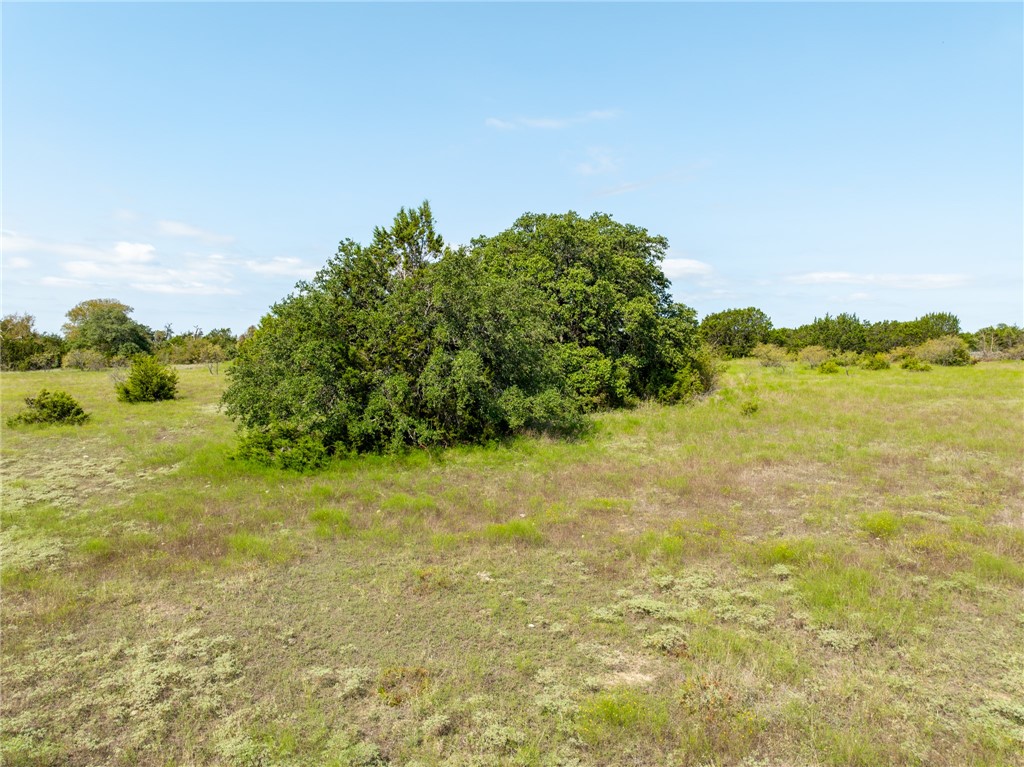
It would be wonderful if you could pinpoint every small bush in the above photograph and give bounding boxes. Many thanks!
[901,357,932,372]
[61,348,107,370]
[115,355,178,402]
[7,389,90,426]
[798,345,830,367]
[887,346,915,362]
[751,343,787,368]
[740,399,760,416]
[831,350,860,367]
[915,335,971,366]
[235,423,329,472]
[860,353,891,370]
[817,360,841,375]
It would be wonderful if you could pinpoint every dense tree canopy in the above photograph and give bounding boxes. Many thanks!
[63,299,152,359]
[471,211,714,409]
[222,205,715,463]
[0,314,64,371]
[223,203,589,461]
[699,307,773,358]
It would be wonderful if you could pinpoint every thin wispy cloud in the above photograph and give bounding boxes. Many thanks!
[244,257,317,279]
[6,230,237,295]
[485,109,619,131]
[593,165,705,198]
[787,272,970,290]
[2,231,106,260]
[158,220,234,245]
[576,147,621,176]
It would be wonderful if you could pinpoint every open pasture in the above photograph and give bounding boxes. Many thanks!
[2,361,1022,766]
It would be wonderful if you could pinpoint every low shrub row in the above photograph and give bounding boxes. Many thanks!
[752,335,975,371]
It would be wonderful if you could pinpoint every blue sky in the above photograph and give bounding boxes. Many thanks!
[3,2,1021,336]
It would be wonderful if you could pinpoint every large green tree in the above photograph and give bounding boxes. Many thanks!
[699,307,773,358]
[470,211,714,409]
[223,203,582,460]
[63,299,152,358]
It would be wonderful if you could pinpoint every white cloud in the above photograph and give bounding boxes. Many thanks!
[485,109,619,131]
[244,257,317,279]
[5,256,32,269]
[787,272,970,290]
[158,220,234,244]
[576,147,621,176]
[662,258,714,279]
[111,242,157,263]
[2,231,105,259]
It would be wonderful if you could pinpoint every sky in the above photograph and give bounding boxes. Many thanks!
[3,2,1022,336]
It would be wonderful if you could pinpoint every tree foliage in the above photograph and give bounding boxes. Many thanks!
[699,307,773,358]
[1,313,64,371]
[471,211,714,408]
[63,299,152,359]
[223,203,589,461]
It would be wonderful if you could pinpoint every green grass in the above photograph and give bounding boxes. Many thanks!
[2,361,1023,766]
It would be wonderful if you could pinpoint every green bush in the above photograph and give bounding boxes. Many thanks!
[61,348,107,370]
[860,353,891,370]
[752,343,787,368]
[115,355,178,402]
[817,360,841,374]
[7,389,90,426]
[740,399,760,416]
[915,335,971,366]
[798,345,830,367]
[901,357,932,372]
[235,423,329,472]
[223,204,712,458]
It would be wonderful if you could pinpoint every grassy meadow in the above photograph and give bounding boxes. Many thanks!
[2,360,1023,766]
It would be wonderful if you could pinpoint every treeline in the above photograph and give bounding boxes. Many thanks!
[0,301,249,372]
[699,307,1023,362]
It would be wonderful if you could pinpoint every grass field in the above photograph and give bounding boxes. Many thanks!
[2,360,1022,766]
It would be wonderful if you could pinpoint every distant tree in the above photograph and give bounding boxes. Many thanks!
[1,313,65,370]
[699,307,773,358]
[788,313,867,352]
[915,312,960,339]
[63,299,152,358]
[973,324,1024,354]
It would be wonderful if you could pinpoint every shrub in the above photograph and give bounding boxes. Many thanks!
[752,343,787,368]
[115,355,178,402]
[235,423,329,472]
[798,345,830,367]
[62,348,107,370]
[860,353,891,370]
[887,346,915,362]
[915,335,971,366]
[817,360,841,374]
[901,357,932,372]
[7,389,90,426]
[832,350,860,367]
[740,399,760,416]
